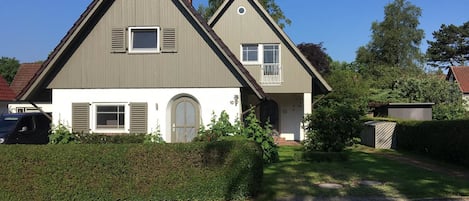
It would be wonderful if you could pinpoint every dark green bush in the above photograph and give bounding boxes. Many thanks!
[396,120,469,167]
[0,141,262,200]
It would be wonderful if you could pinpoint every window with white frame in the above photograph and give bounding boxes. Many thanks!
[241,44,259,63]
[95,104,125,129]
[128,27,160,53]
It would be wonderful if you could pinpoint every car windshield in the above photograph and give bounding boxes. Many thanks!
[0,116,19,132]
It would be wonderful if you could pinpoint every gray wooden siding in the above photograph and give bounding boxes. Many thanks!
[48,0,244,89]
[72,103,90,133]
[129,102,148,133]
[211,0,313,93]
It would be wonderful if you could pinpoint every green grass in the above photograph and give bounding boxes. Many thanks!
[258,145,469,200]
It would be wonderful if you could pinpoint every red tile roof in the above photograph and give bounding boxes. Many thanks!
[448,66,469,93]
[10,63,42,95]
[0,76,15,101]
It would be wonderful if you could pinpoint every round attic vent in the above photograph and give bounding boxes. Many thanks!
[237,6,246,15]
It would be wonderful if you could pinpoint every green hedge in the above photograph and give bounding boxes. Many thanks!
[0,141,263,200]
[396,120,469,167]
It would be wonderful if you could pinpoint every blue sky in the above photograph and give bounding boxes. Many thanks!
[0,0,468,63]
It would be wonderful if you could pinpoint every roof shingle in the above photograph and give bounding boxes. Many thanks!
[0,76,16,101]
[448,66,469,93]
[10,63,42,95]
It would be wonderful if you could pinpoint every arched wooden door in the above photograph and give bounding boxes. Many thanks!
[171,97,200,143]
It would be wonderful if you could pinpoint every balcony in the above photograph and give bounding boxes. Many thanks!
[261,64,282,85]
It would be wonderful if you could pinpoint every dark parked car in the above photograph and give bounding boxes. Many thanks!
[0,113,51,144]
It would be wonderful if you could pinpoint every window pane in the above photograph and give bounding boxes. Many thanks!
[264,45,279,64]
[242,45,258,62]
[132,30,157,49]
[96,105,125,129]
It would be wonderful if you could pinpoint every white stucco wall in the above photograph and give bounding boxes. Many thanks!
[464,94,469,110]
[52,88,242,142]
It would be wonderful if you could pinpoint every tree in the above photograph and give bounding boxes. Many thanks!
[426,21,469,68]
[0,57,20,84]
[356,0,425,72]
[198,0,291,29]
[297,43,331,75]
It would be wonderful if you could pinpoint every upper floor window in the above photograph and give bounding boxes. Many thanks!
[128,27,160,53]
[242,44,259,63]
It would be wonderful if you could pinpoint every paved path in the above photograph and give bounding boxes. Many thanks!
[276,196,469,201]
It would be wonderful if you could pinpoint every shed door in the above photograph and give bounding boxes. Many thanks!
[171,97,199,143]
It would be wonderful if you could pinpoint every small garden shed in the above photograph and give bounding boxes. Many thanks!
[372,103,434,121]
[360,121,397,149]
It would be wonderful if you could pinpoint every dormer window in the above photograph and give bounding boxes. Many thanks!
[128,27,161,53]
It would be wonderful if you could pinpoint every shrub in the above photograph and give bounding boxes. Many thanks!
[48,123,76,144]
[242,109,279,164]
[303,104,363,152]
[0,141,263,200]
[396,120,469,167]
[144,123,165,144]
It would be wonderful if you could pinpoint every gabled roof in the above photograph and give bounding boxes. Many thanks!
[0,76,15,101]
[208,0,332,93]
[10,63,42,95]
[447,66,469,93]
[18,0,266,101]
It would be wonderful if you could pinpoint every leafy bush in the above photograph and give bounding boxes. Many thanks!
[303,104,363,152]
[396,120,469,167]
[144,123,165,144]
[0,141,263,200]
[195,110,279,164]
[48,123,76,144]
[242,109,279,164]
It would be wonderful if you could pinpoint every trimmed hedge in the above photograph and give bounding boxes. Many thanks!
[396,120,469,167]
[0,141,263,200]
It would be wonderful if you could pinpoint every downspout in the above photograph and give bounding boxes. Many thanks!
[29,101,52,121]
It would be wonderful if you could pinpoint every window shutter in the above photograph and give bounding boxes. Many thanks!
[129,102,148,133]
[72,103,90,133]
[111,28,126,53]
[161,28,177,53]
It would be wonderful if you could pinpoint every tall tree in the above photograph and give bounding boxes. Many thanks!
[297,43,330,75]
[198,0,291,29]
[0,57,20,84]
[356,0,425,71]
[426,21,469,68]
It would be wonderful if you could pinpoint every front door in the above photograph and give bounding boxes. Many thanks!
[171,97,200,143]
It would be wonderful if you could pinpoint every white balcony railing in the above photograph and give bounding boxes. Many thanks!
[261,64,282,85]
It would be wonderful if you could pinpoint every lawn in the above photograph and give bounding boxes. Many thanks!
[258,145,469,200]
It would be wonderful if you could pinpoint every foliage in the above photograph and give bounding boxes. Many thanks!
[426,21,469,68]
[198,0,291,29]
[0,141,263,200]
[303,104,363,152]
[195,111,238,142]
[396,120,469,167]
[0,57,20,84]
[144,123,165,144]
[48,123,76,144]
[356,0,424,77]
[392,75,467,120]
[242,109,279,164]
[297,42,331,75]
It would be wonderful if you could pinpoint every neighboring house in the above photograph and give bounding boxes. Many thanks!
[447,66,469,107]
[17,0,331,142]
[8,63,52,113]
[0,76,16,114]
